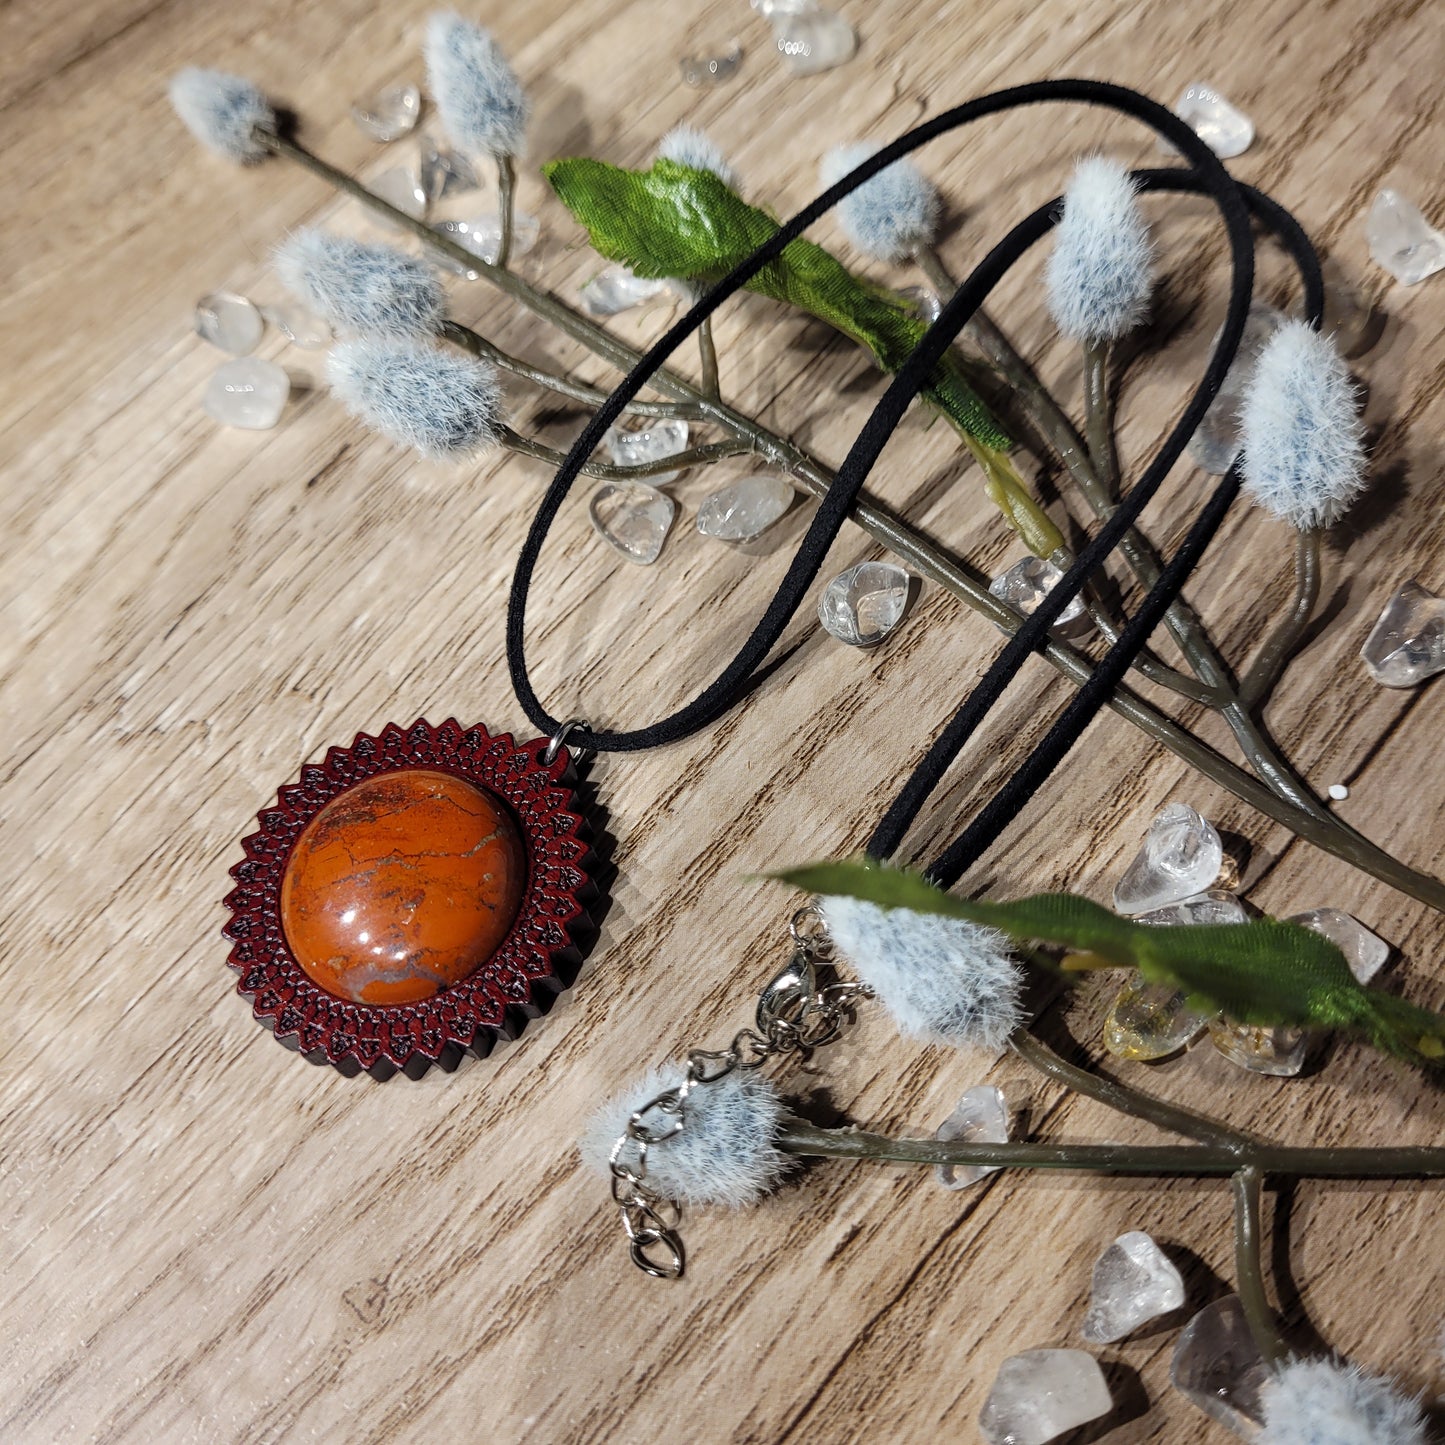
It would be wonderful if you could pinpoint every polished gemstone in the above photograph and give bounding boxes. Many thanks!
[1209,1017,1308,1077]
[280,770,526,1005]
[935,1085,1009,1190]
[898,284,943,322]
[1365,189,1445,286]
[431,211,540,274]
[1173,83,1255,158]
[1360,580,1445,687]
[1187,302,1285,475]
[261,300,332,350]
[1114,804,1225,915]
[696,476,793,541]
[1138,891,1248,928]
[588,481,676,565]
[680,39,745,87]
[419,135,480,202]
[605,419,690,483]
[351,82,422,143]
[773,9,857,73]
[203,358,290,430]
[371,166,427,223]
[818,561,911,646]
[1081,1230,1186,1343]
[1171,1295,1268,1437]
[980,1349,1113,1444]
[989,555,1089,637]
[195,291,264,355]
[579,264,673,317]
[1104,976,1211,1061]
[1290,907,1389,984]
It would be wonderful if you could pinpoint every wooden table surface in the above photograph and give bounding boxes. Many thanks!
[4,0,1444,1440]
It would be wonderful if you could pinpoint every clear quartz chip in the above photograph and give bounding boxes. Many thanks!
[773,8,857,74]
[818,561,911,647]
[1138,891,1248,928]
[351,82,422,143]
[194,291,264,355]
[1289,908,1389,984]
[605,420,690,484]
[261,300,331,350]
[1114,804,1225,915]
[1171,1295,1269,1438]
[1365,189,1445,286]
[979,1349,1113,1445]
[1104,977,1211,1061]
[680,40,745,87]
[988,555,1090,638]
[203,357,290,430]
[1173,83,1255,158]
[898,285,943,322]
[579,264,673,317]
[430,211,540,274]
[935,1085,1009,1190]
[696,476,793,541]
[419,136,479,203]
[752,0,817,16]
[1187,302,1286,475]
[371,166,427,223]
[1209,1018,1308,1077]
[1081,1230,1186,1343]
[1360,580,1445,687]
[588,482,676,565]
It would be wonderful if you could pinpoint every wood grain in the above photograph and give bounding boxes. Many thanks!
[3,0,1444,1440]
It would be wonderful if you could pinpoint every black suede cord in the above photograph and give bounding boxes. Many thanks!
[505,80,1324,890]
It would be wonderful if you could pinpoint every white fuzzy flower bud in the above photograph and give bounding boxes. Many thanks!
[820,143,941,263]
[275,230,447,339]
[1259,1357,1427,1445]
[168,68,274,163]
[580,1068,790,1208]
[326,338,502,459]
[1240,319,1366,529]
[1045,156,1154,342]
[821,896,1024,1051]
[656,125,739,191]
[424,12,529,157]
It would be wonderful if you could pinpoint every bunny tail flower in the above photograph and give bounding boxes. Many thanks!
[1045,156,1154,343]
[168,68,275,163]
[820,896,1024,1051]
[656,125,740,191]
[326,338,502,459]
[820,143,941,263]
[1258,1357,1427,1445]
[275,230,447,339]
[580,1068,791,1208]
[424,12,529,157]
[1240,320,1367,529]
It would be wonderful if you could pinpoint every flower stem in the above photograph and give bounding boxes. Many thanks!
[495,153,516,270]
[1238,528,1324,711]
[1232,1166,1287,1364]
[698,315,721,400]
[499,427,750,479]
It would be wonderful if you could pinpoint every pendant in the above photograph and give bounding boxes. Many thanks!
[222,718,597,1079]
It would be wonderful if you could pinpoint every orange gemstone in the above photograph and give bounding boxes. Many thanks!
[280,770,526,1005]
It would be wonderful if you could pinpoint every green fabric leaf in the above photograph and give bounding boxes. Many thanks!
[770,859,1445,1066]
[543,156,1012,450]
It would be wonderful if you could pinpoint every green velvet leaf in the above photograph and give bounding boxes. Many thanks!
[542,156,1012,450]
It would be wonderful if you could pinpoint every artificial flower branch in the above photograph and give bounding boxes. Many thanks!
[499,428,752,478]
[1232,1165,1288,1365]
[1238,526,1324,710]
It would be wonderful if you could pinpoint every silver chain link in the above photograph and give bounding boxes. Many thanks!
[608,908,871,1279]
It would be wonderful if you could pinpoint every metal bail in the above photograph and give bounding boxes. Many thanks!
[543,717,593,767]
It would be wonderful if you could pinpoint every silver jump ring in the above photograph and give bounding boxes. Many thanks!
[543,717,593,767]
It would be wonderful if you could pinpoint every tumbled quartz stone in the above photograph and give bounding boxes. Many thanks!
[1114,804,1225,915]
[819,561,911,647]
[1209,1017,1307,1077]
[351,82,421,143]
[752,0,817,16]
[605,419,690,484]
[588,482,676,565]
[261,300,331,350]
[430,211,540,274]
[1187,302,1285,475]
[195,291,264,355]
[1171,1295,1268,1438]
[1290,908,1389,984]
[935,1085,1009,1190]
[579,264,673,317]
[1081,1230,1186,1343]
[696,476,793,541]
[898,285,943,323]
[773,8,857,74]
[988,555,1089,638]
[1360,580,1445,687]
[371,166,427,223]
[1365,189,1445,286]
[1173,83,1255,158]
[980,1349,1112,1445]
[1104,976,1211,1061]
[203,357,290,430]
[1138,891,1248,928]
[419,136,479,203]
[680,40,744,87]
